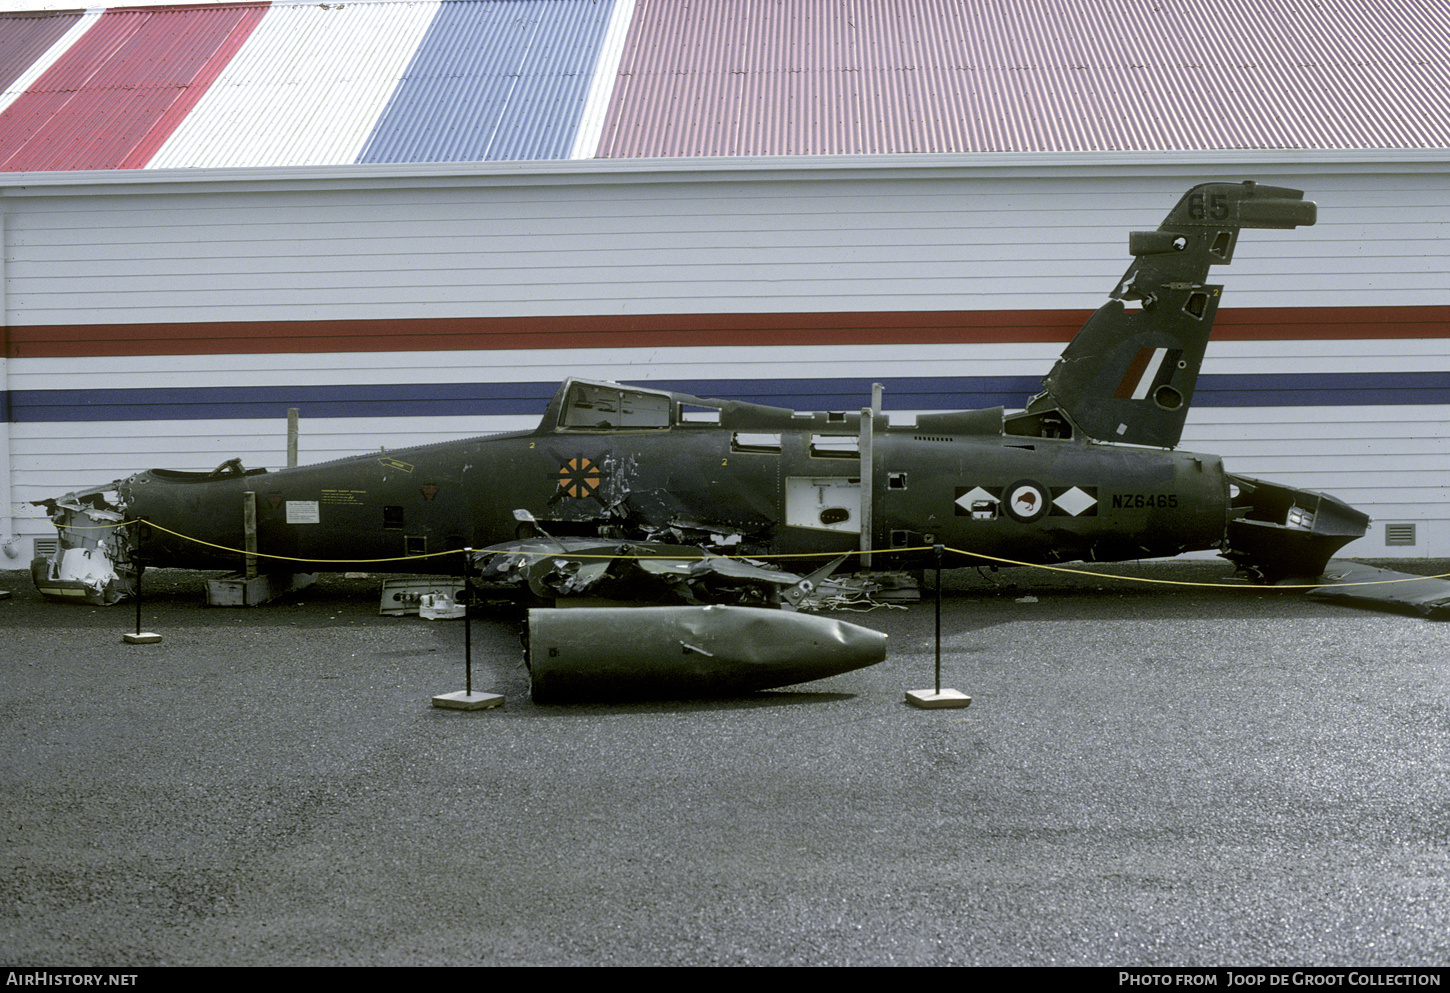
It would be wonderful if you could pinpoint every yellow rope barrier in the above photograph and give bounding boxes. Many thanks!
[942,548,1296,588]
[42,516,1450,591]
[942,548,1450,589]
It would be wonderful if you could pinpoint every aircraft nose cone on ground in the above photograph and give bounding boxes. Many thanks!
[526,604,888,703]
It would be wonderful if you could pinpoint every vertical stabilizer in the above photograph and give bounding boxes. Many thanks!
[1024,181,1316,448]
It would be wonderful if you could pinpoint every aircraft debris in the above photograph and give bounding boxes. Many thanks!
[379,577,467,615]
[473,537,866,609]
[1307,561,1450,620]
[30,485,130,604]
[418,592,467,620]
[1223,475,1371,584]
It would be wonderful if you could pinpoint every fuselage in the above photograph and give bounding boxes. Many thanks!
[119,380,1231,575]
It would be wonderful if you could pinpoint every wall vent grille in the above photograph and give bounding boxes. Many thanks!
[1385,523,1417,547]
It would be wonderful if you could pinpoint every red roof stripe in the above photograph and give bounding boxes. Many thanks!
[0,4,268,172]
[120,4,269,168]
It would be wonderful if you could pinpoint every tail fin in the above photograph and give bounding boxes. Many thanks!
[1020,181,1316,448]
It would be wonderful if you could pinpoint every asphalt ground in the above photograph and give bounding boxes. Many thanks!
[2,560,1448,968]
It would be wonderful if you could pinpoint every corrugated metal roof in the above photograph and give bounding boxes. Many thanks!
[1,0,1448,171]
[148,1,441,169]
[0,9,83,94]
[0,10,98,128]
[357,0,620,164]
[0,5,265,171]
[595,0,1450,156]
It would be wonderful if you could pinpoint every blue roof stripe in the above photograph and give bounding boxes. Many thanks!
[357,0,620,164]
[10,372,1450,423]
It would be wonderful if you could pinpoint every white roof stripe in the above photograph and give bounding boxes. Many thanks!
[568,0,635,160]
[146,0,442,169]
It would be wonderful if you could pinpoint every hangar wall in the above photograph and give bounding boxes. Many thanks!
[3,151,1448,563]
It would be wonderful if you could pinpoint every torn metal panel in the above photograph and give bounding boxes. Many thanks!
[1307,561,1450,619]
[1222,474,1371,583]
[526,604,889,703]
[30,484,137,604]
[473,538,815,607]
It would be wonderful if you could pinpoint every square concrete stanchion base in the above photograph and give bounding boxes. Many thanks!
[432,690,504,711]
[905,688,972,709]
[122,632,163,644]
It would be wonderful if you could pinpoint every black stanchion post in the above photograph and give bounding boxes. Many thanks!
[463,546,472,697]
[934,542,943,696]
[122,551,161,644]
[904,542,970,709]
[431,545,503,711]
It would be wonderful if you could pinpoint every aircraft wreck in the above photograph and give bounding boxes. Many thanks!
[36,180,1437,618]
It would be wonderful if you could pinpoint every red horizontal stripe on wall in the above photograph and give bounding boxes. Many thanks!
[6,306,1448,360]
[5,310,1086,359]
[1214,306,1450,341]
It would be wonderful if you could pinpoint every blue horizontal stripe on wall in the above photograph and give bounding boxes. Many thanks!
[8,377,1036,422]
[8,372,1450,423]
[8,381,566,422]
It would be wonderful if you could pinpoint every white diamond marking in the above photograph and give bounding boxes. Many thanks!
[955,486,997,512]
[1053,486,1097,517]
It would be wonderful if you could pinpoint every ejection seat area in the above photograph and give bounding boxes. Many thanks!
[553,380,675,431]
